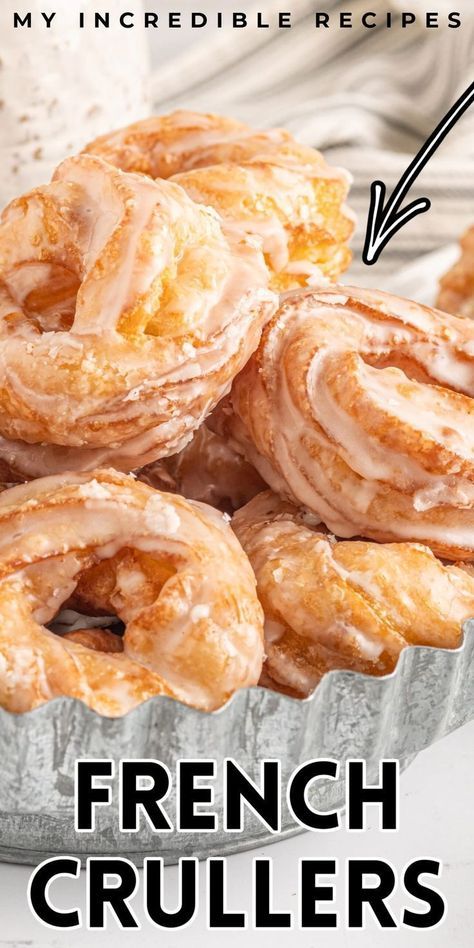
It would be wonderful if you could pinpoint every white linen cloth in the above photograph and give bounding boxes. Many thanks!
[150,0,474,285]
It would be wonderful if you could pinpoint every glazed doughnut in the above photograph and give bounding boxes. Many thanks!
[217,284,474,561]
[437,227,474,317]
[85,110,354,291]
[0,470,264,715]
[85,110,320,178]
[233,491,473,697]
[139,422,266,514]
[0,153,276,481]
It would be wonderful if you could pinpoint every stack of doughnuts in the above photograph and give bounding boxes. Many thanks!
[0,109,471,715]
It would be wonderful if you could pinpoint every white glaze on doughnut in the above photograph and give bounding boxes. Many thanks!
[0,470,264,715]
[0,155,276,479]
[226,285,474,559]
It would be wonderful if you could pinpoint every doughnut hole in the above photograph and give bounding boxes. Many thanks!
[49,549,178,656]
[70,548,177,617]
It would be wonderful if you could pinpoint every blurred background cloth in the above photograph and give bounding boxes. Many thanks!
[151,0,474,283]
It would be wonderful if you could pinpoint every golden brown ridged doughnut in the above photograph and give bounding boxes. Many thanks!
[234,491,472,697]
[0,470,264,715]
[0,153,276,481]
[218,285,474,560]
[85,109,354,291]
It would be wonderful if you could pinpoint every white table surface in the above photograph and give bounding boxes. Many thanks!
[0,719,472,946]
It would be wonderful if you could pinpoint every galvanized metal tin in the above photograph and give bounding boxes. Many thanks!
[1,622,473,866]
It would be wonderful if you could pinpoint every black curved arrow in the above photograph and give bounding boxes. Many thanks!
[363,80,474,266]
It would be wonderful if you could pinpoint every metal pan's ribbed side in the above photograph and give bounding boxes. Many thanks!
[0,623,473,865]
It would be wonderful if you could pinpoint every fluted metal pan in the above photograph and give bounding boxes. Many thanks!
[0,621,473,866]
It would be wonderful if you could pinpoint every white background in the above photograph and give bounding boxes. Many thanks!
[0,721,472,946]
